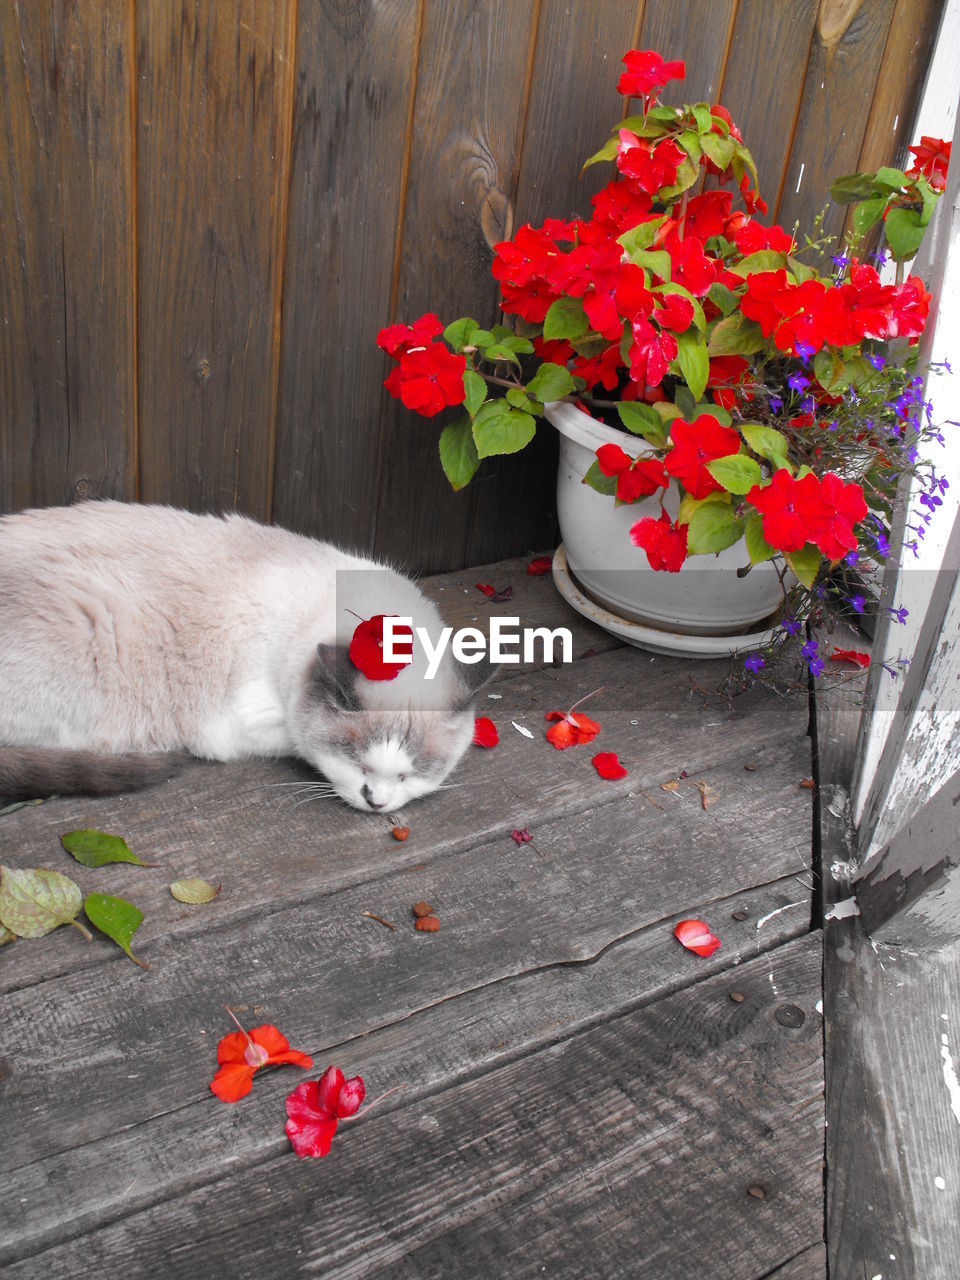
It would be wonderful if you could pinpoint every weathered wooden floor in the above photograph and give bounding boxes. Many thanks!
[0,558,826,1279]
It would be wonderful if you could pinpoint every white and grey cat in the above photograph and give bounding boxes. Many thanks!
[0,501,491,810]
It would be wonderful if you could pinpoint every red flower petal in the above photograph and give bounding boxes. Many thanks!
[317,1065,345,1114]
[285,1080,339,1159]
[545,711,601,750]
[210,1061,256,1103]
[349,615,413,682]
[830,648,870,669]
[674,918,721,957]
[592,751,628,780]
[475,583,496,598]
[526,556,553,576]
[215,1030,251,1066]
[336,1075,366,1119]
[473,716,499,748]
[511,827,533,845]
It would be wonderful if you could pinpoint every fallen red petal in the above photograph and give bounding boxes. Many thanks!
[284,1080,340,1158]
[592,751,628,780]
[674,918,721,957]
[830,648,870,669]
[511,827,533,845]
[475,583,496,598]
[527,556,553,576]
[473,716,499,748]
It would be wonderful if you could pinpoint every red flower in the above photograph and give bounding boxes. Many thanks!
[664,414,741,500]
[740,269,789,337]
[595,444,669,503]
[475,583,496,598]
[377,314,444,359]
[533,336,575,365]
[831,648,870,670]
[386,342,466,417]
[680,190,733,240]
[210,1021,313,1104]
[349,615,414,681]
[665,235,720,297]
[572,343,624,392]
[526,556,553,576]
[906,135,951,191]
[511,827,533,845]
[813,472,867,561]
[590,181,654,233]
[888,276,932,341]
[732,220,795,256]
[745,470,829,554]
[707,355,751,412]
[654,292,695,333]
[616,132,686,196]
[545,710,601,750]
[593,752,628,780]
[473,717,499,748]
[674,918,721,957]
[285,1066,366,1159]
[628,317,678,387]
[629,513,688,572]
[617,49,686,100]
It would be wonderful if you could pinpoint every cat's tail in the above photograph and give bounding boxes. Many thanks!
[0,747,189,803]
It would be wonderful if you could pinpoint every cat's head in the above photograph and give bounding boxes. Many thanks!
[292,642,495,812]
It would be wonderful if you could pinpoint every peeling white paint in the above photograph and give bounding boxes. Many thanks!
[935,1175,947,1190]
[816,999,824,1015]
[511,721,533,739]
[755,900,806,930]
[825,897,860,921]
[830,859,858,883]
[940,1032,960,1125]
[795,161,805,194]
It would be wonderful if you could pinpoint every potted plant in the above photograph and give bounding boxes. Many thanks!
[377,48,951,662]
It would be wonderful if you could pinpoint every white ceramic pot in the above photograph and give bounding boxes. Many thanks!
[545,400,785,638]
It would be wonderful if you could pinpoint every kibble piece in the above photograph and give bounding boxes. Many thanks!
[415,915,440,933]
[412,900,434,918]
[392,826,411,841]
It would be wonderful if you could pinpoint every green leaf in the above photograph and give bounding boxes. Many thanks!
[786,255,818,284]
[852,196,887,239]
[581,460,617,496]
[0,865,91,940]
[439,415,480,490]
[495,334,535,355]
[741,423,793,473]
[84,893,148,968]
[625,247,672,280]
[700,131,735,172]
[470,329,495,350]
[693,401,732,426]
[581,135,620,170]
[705,453,763,495]
[60,828,157,869]
[813,348,846,396]
[170,878,221,905]
[744,511,777,565]
[652,400,682,426]
[830,172,884,203]
[617,401,667,448]
[525,362,576,403]
[707,313,766,357]
[0,924,15,946]
[686,496,744,555]
[784,543,822,590]
[676,130,702,164]
[482,343,521,367]
[726,249,789,277]
[733,142,759,190]
[543,296,589,342]
[692,103,713,134]
[674,385,697,420]
[657,155,700,201]
[874,166,908,192]
[707,282,740,317]
[884,207,926,261]
[618,216,668,257]
[443,317,479,351]
[462,369,487,418]
[472,400,536,459]
[674,330,709,401]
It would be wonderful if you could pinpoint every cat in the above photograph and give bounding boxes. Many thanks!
[0,501,493,811]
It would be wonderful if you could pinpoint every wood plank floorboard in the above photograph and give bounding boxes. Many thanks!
[3,936,824,1280]
[0,558,821,1278]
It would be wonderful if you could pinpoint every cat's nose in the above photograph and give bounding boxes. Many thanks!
[361,784,387,810]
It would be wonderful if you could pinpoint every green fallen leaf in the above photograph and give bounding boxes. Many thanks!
[84,893,149,968]
[60,829,157,869]
[169,878,221,905]
[0,866,91,940]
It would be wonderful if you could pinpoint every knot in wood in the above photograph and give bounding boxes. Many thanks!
[195,358,212,382]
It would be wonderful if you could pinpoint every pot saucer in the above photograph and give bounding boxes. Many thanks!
[551,545,781,659]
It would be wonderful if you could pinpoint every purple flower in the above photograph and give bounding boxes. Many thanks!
[874,534,891,558]
[866,353,886,371]
[887,605,909,625]
[768,395,783,414]
[744,652,765,674]
[849,594,866,615]
[801,639,819,662]
[844,551,859,567]
[808,658,825,679]
[832,253,850,271]
[788,373,810,395]
[781,616,801,637]
[795,340,815,364]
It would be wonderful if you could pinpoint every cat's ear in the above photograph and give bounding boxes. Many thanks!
[310,643,362,710]
[452,658,500,709]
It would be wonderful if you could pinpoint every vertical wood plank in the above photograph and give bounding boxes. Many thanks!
[714,0,819,217]
[0,1,135,513]
[136,0,294,518]
[776,0,897,243]
[637,0,737,106]
[270,0,421,548]
[372,0,539,571]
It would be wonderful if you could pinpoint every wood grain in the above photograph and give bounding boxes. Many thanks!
[0,0,136,512]
[270,0,421,547]
[371,0,542,571]
[135,0,295,518]
[637,0,737,106]
[0,873,810,1266]
[776,0,897,243]
[2,936,824,1278]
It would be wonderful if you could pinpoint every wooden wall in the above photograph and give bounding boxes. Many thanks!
[0,0,945,571]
